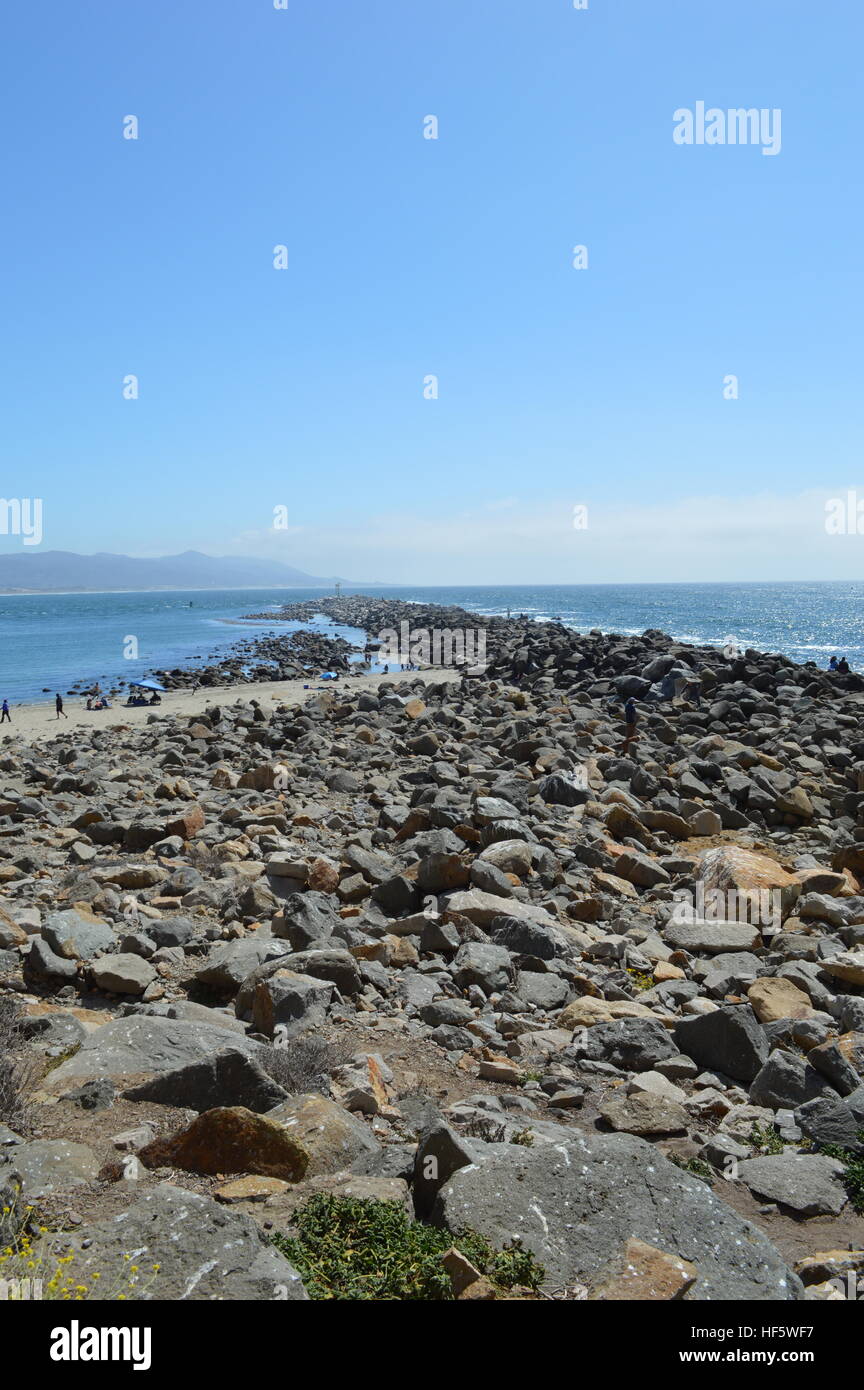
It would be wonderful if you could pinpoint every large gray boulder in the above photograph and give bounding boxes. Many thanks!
[195,938,290,992]
[431,1133,802,1300]
[272,891,340,950]
[749,1049,837,1110]
[40,1184,308,1300]
[412,1121,485,1218]
[453,942,514,994]
[250,970,334,1039]
[490,915,559,960]
[91,953,157,996]
[674,1004,768,1082]
[736,1154,849,1216]
[795,1096,864,1152]
[123,1048,289,1114]
[537,773,590,807]
[664,920,761,954]
[269,948,361,996]
[0,1139,100,1200]
[41,908,115,961]
[571,1017,678,1071]
[41,1016,262,1092]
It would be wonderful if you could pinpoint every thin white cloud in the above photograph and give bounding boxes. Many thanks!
[219,487,860,584]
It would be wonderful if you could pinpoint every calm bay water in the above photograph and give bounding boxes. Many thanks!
[0,582,861,705]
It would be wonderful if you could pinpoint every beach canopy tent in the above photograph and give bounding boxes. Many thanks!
[128,679,166,692]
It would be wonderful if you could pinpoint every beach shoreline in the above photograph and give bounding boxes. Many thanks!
[0,669,458,745]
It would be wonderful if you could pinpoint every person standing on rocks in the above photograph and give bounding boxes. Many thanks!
[55,692,68,720]
[0,698,10,724]
[622,695,638,753]
[683,671,703,705]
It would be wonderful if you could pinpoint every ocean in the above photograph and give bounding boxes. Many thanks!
[0,581,862,705]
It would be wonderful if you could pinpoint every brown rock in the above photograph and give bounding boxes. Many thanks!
[695,845,795,918]
[793,1249,864,1285]
[558,997,659,1029]
[307,856,340,893]
[591,1238,697,1300]
[441,1246,483,1296]
[606,804,654,846]
[598,1092,688,1136]
[747,977,814,1023]
[214,1175,291,1203]
[593,871,639,900]
[164,804,206,839]
[386,934,419,967]
[822,951,864,987]
[265,1093,379,1175]
[138,1107,310,1181]
[653,961,685,982]
[458,1276,498,1301]
[477,1058,524,1085]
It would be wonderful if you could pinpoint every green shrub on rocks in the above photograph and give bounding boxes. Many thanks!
[809,1134,864,1214]
[270,1194,544,1300]
[670,1154,714,1185]
[749,1122,785,1156]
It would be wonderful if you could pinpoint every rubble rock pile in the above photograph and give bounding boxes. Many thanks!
[1,600,863,1300]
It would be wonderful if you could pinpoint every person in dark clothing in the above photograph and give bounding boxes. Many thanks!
[838,657,851,674]
[622,696,638,753]
[55,693,67,719]
[0,699,10,724]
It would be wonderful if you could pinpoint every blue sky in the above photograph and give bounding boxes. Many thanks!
[1,0,862,582]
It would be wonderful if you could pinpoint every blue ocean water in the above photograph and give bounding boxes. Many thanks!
[0,582,861,705]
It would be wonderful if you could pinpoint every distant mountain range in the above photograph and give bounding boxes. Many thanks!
[0,550,354,593]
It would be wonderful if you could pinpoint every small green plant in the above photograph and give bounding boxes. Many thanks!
[808,1133,864,1214]
[0,1192,160,1300]
[510,1127,535,1147]
[271,1194,545,1300]
[41,1044,81,1076]
[670,1155,715,1185]
[749,1122,785,1156]
[626,968,654,993]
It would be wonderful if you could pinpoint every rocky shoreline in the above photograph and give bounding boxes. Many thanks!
[146,625,362,691]
[1,596,863,1302]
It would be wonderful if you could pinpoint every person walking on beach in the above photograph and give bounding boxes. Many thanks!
[622,695,638,754]
[55,693,67,720]
[0,699,10,724]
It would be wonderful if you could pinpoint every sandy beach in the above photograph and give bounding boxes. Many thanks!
[0,670,458,746]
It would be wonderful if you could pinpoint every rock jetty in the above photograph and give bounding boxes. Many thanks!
[1,598,863,1301]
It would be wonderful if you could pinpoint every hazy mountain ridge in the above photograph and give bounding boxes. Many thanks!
[0,550,349,592]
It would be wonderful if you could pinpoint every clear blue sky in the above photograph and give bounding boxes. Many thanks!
[1,0,862,582]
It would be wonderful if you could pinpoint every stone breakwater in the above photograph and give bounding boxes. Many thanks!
[244,594,498,636]
[1,601,863,1301]
[147,626,361,691]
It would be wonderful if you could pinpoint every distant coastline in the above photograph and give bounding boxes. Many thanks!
[0,584,354,598]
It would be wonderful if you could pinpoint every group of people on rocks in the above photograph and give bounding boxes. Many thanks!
[828,655,851,674]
